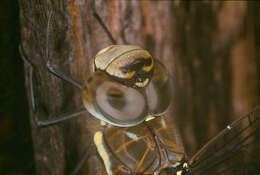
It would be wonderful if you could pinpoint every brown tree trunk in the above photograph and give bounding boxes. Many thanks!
[171,1,260,157]
[19,0,260,174]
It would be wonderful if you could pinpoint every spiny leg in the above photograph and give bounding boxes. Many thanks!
[91,0,117,45]
[71,141,93,175]
[45,3,83,89]
[19,45,87,128]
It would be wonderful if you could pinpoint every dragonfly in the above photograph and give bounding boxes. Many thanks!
[20,0,260,175]
[89,107,260,175]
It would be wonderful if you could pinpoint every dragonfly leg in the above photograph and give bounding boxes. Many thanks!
[71,142,92,175]
[45,4,83,89]
[91,0,117,45]
[19,45,88,128]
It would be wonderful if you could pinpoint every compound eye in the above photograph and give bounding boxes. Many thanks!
[146,59,173,116]
[82,71,147,127]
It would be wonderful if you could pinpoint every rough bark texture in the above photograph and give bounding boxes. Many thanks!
[172,1,260,157]
[19,0,260,175]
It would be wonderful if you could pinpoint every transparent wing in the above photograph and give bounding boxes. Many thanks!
[189,106,260,175]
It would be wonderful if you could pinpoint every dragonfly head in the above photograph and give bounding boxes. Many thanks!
[82,45,174,127]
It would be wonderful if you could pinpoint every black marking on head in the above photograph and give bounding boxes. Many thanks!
[108,68,153,88]
[108,58,154,88]
[120,58,152,74]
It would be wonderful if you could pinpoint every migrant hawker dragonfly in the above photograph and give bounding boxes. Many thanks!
[20,0,260,174]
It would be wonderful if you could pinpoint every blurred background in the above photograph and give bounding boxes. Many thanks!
[1,0,260,175]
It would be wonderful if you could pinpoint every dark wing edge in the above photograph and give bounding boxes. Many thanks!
[189,106,260,175]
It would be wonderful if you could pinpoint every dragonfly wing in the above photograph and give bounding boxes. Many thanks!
[189,106,260,175]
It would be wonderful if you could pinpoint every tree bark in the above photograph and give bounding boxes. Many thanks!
[19,0,260,174]
[171,1,260,156]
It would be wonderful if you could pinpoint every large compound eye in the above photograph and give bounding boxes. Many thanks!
[82,71,147,127]
[145,59,173,116]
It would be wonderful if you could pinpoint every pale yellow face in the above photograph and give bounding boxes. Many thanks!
[94,45,154,88]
